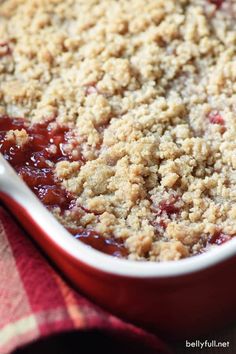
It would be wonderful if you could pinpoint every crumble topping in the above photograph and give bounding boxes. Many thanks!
[1,0,236,261]
[5,128,29,146]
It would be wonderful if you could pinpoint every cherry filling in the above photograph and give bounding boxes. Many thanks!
[208,0,224,9]
[0,116,74,209]
[0,42,11,57]
[68,228,128,258]
[152,197,179,217]
[158,200,179,216]
[209,231,231,245]
[0,116,127,257]
[208,111,224,125]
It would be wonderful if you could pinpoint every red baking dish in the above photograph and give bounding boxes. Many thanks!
[0,153,236,340]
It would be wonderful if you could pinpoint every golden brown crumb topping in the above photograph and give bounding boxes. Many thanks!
[1,0,236,260]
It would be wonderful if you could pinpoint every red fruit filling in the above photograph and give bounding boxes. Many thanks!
[68,228,128,258]
[151,197,178,233]
[209,231,231,245]
[208,111,224,125]
[0,42,11,57]
[208,0,224,9]
[0,116,75,209]
[156,197,179,217]
[158,219,167,229]
[0,116,127,257]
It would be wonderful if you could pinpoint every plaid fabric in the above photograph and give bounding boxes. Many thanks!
[0,206,171,354]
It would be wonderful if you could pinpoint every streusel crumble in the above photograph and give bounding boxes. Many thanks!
[1,0,236,261]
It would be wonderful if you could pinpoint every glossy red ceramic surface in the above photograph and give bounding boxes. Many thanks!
[1,190,236,340]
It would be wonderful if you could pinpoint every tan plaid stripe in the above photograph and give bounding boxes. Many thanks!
[0,315,38,354]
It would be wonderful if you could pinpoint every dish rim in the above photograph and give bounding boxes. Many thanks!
[1,153,236,279]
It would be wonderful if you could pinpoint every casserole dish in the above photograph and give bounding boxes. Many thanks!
[1,153,236,340]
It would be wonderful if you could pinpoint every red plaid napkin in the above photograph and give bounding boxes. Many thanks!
[0,205,171,354]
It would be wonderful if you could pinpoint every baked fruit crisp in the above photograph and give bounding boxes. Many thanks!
[0,0,236,261]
